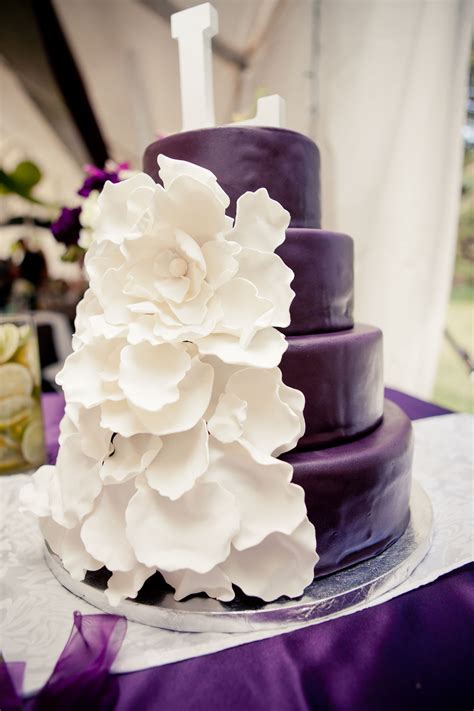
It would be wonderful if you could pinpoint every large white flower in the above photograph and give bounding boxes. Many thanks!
[83,156,293,367]
[19,154,317,607]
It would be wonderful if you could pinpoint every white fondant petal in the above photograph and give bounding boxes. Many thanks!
[236,248,294,328]
[145,420,209,500]
[48,435,103,528]
[217,278,274,347]
[162,566,234,602]
[126,480,239,573]
[201,240,240,289]
[105,564,156,606]
[224,367,304,456]
[19,465,56,517]
[101,433,161,484]
[197,327,287,368]
[126,358,214,436]
[155,175,229,246]
[230,188,290,252]
[94,173,156,244]
[205,439,307,550]
[158,154,230,208]
[81,480,137,572]
[118,342,191,412]
[40,517,103,581]
[208,392,247,444]
[222,518,318,601]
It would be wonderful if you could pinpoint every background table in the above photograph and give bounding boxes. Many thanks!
[25,390,474,710]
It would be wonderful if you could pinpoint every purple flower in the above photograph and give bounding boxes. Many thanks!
[77,163,129,197]
[51,206,82,246]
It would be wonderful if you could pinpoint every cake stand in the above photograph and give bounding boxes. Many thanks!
[45,481,432,633]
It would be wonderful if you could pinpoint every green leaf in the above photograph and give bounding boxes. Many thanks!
[10,161,42,191]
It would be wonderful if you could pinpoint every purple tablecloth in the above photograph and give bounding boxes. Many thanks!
[26,391,473,710]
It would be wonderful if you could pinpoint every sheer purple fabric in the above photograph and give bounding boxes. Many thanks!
[0,660,25,710]
[4,391,470,710]
[21,612,125,710]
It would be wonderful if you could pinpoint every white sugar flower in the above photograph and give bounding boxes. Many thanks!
[83,156,293,367]
[19,154,317,606]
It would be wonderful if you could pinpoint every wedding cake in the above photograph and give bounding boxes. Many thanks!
[144,126,414,580]
[20,124,413,606]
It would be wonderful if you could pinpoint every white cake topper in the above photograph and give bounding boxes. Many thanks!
[171,3,286,131]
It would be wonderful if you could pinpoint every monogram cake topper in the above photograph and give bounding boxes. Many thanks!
[171,3,286,131]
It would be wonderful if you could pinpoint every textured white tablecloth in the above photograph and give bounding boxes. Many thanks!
[1,413,472,695]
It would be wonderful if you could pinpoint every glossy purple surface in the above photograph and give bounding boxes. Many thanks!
[278,229,354,335]
[281,324,384,449]
[284,400,413,578]
[143,126,321,228]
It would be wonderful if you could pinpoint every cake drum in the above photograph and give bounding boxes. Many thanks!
[44,481,432,634]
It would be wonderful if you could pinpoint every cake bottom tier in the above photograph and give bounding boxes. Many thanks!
[283,399,413,578]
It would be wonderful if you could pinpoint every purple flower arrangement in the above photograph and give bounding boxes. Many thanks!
[50,162,130,260]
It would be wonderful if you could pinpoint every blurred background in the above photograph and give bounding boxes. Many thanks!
[0,0,473,411]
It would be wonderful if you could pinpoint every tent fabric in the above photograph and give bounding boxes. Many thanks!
[238,0,472,398]
[1,0,471,397]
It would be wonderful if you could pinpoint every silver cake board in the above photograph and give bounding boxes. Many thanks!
[44,481,433,633]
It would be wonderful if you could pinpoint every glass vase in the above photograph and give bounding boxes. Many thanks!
[0,313,46,474]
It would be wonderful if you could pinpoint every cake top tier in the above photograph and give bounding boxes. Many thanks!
[143,126,321,229]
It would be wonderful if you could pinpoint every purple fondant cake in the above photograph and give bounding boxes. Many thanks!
[144,125,413,581]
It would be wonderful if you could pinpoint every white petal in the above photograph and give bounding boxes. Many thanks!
[168,280,214,326]
[273,381,306,456]
[208,392,247,444]
[94,173,156,244]
[201,240,240,289]
[197,327,287,368]
[41,517,103,581]
[229,188,290,252]
[145,420,209,500]
[100,398,147,438]
[75,406,114,460]
[158,154,230,209]
[57,338,123,408]
[236,247,294,328]
[222,518,318,601]
[126,480,239,573]
[118,342,191,412]
[128,357,214,436]
[155,176,229,245]
[204,439,307,550]
[19,465,56,517]
[51,435,103,527]
[162,566,234,602]
[81,480,137,572]
[105,564,156,606]
[217,278,274,347]
[101,433,161,484]
[224,368,303,456]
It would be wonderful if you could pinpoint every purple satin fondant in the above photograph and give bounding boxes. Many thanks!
[284,400,413,577]
[277,229,354,335]
[143,126,321,228]
[281,324,384,449]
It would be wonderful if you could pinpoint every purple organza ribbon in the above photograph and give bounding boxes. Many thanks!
[0,612,126,710]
